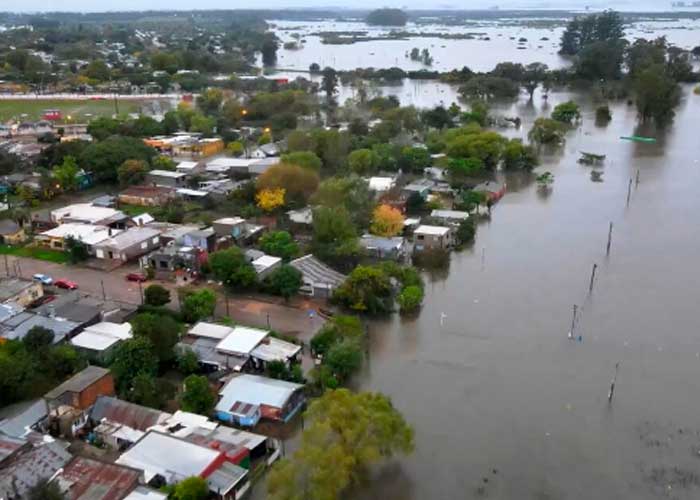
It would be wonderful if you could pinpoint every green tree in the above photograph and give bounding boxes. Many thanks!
[455,218,477,246]
[64,235,89,263]
[174,476,209,500]
[459,76,519,100]
[260,231,299,261]
[84,59,110,81]
[311,207,361,266]
[502,139,538,170]
[177,348,200,375]
[399,146,431,173]
[181,289,217,323]
[267,389,414,500]
[310,315,363,356]
[53,155,80,192]
[366,8,408,26]
[180,375,215,416]
[80,136,156,183]
[633,64,681,125]
[196,88,224,115]
[422,105,453,129]
[128,372,162,409]
[209,248,257,289]
[311,176,374,228]
[347,148,378,176]
[152,155,176,171]
[117,159,149,187]
[397,285,424,313]
[189,114,216,136]
[325,339,363,381]
[559,10,625,56]
[144,284,171,307]
[261,37,279,66]
[256,163,320,205]
[321,67,338,98]
[445,130,506,169]
[332,265,393,314]
[528,118,566,145]
[132,313,180,364]
[281,151,323,172]
[227,141,244,157]
[27,479,66,500]
[265,265,302,300]
[551,101,581,125]
[22,326,54,351]
[110,337,158,392]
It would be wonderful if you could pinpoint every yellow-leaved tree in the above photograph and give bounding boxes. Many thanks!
[370,204,404,237]
[256,188,286,212]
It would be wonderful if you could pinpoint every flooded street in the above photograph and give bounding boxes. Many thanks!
[354,88,700,499]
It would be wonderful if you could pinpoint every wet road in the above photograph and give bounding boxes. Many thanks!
[352,87,700,499]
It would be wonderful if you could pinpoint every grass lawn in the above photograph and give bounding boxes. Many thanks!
[0,245,70,264]
[0,98,163,122]
[118,204,149,217]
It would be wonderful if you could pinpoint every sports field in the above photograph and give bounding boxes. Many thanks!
[0,98,161,122]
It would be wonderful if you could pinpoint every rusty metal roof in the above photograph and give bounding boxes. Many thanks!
[55,456,140,500]
[90,396,170,432]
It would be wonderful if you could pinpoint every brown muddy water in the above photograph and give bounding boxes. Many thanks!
[351,88,700,500]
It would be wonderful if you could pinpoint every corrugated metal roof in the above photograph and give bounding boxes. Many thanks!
[216,374,303,413]
[206,461,247,495]
[90,397,170,432]
[290,255,346,288]
[250,337,301,363]
[0,438,72,499]
[215,326,269,356]
[0,400,48,438]
[55,456,140,500]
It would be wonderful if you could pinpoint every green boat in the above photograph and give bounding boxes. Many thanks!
[620,135,657,143]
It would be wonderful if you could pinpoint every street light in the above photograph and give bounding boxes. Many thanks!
[241,109,248,116]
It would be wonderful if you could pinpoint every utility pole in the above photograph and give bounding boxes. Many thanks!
[589,263,598,293]
[3,254,8,277]
[635,169,640,188]
[568,304,578,339]
[100,280,106,301]
[608,362,620,403]
[606,222,614,256]
[626,178,633,206]
[138,280,144,305]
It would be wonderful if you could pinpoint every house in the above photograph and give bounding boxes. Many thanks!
[430,209,470,225]
[178,423,273,466]
[175,161,205,174]
[44,366,115,437]
[212,217,246,238]
[250,142,280,158]
[0,278,43,306]
[70,322,133,363]
[0,219,25,245]
[359,234,407,260]
[145,169,188,189]
[118,185,176,207]
[51,204,128,227]
[145,244,203,281]
[251,255,282,278]
[178,322,253,372]
[413,225,454,251]
[52,456,141,500]
[0,433,72,500]
[1,312,80,344]
[93,227,161,263]
[368,176,397,194]
[116,431,249,500]
[132,213,155,227]
[205,157,278,177]
[37,223,114,252]
[286,207,313,227]
[290,255,347,298]
[215,374,305,426]
[216,325,270,359]
[0,400,48,438]
[250,337,301,369]
[89,396,170,450]
[473,180,507,202]
[402,178,435,199]
[182,227,217,252]
[176,188,211,201]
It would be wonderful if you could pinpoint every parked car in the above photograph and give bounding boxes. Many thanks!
[28,294,56,309]
[32,273,53,286]
[54,279,78,290]
[126,272,147,283]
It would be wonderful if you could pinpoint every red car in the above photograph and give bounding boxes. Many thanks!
[126,272,147,283]
[54,279,78,290]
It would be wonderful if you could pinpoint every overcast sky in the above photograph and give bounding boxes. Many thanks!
[5,0,668,13]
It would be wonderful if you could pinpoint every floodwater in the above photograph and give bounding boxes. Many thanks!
[351,87,700,499]
[265,18,700,73]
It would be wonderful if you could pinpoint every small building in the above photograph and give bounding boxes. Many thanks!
[89,396,170,450]
[1,312,80,344]
[359,234,407,260]
[430,209,470,225]
[145,169,188,188]
[216,326,270,358]
[0,278,43,307]
[473,180,507,202]
[51,204,128,226]
[213,217,246,238]
[118,185,176,207]
[286,207,313,227]
[402,178,435,199]
[215,374,305,426]
[93,227,161,263]
[116,431,249,500]
[413,225,454,251]
[175,161,205,174]
[52,456,141,500]
[70,322,133,363]
[0,434,72,500]
[290,255,347,299]
[0,219,25,245]
[251,254,282,279]
[182,227,217,252]
[44,366,115,437]
[0,399,48,438]
[250,337,302,369]
[37,223,114,252]
[145,244,202,280]
[368,176,397,194]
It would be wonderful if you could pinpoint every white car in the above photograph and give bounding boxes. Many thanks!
[32,273,53,286]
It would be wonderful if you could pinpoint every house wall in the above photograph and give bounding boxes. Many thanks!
[4,281,44,306]
[0,228,25,245]
[75,374,116,410]
[413,232,453,250]
[145,174,185,188]
[215,409,261,427]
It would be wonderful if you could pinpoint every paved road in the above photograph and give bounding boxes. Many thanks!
[6,255,326,338]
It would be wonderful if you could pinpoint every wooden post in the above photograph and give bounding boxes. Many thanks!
[635,169,640,188]
[569,304,578,338]
[606,222,614,256]
[589,263,598,293]
[626,178,633,206]
[100,280,106,301]
[608,362,620,403]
